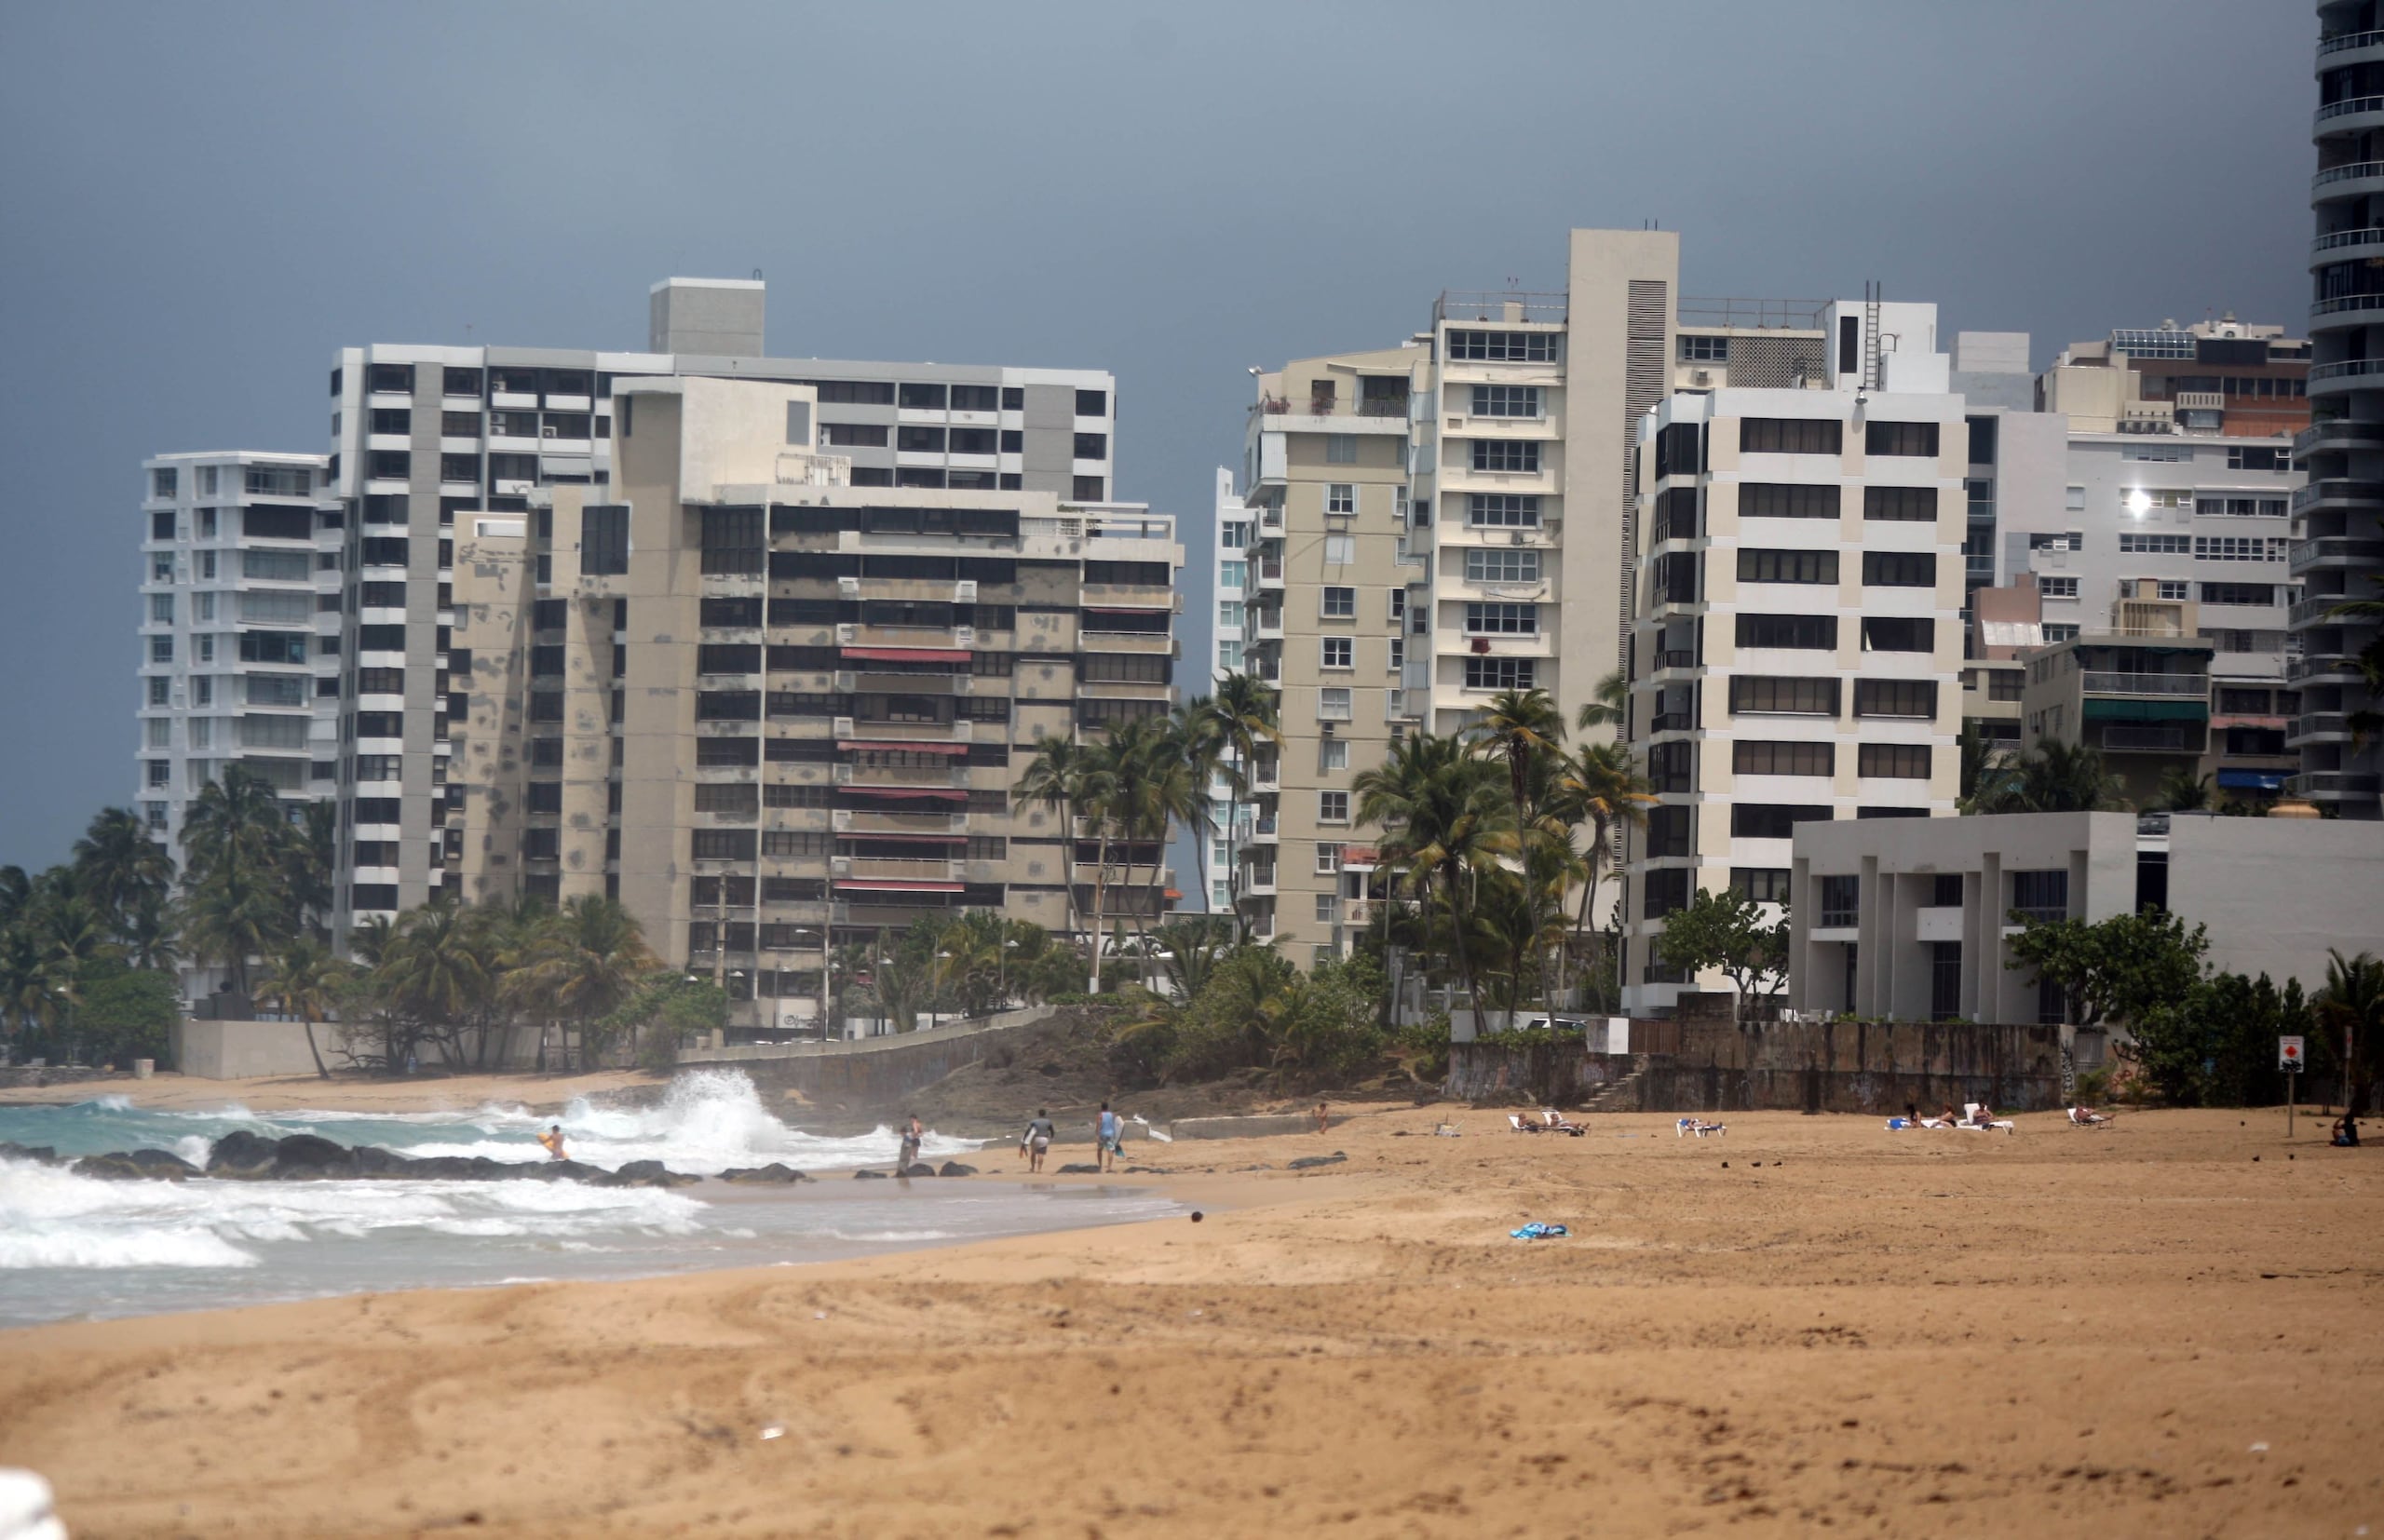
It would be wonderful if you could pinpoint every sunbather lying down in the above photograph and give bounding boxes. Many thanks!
[2068,1105,2111,1127]
[1957,1101,2015,1133]
[1539,1108,1585,1136]
[1675,1116,1727,1138]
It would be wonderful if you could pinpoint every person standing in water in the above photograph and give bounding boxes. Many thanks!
[1021,1108,1056,1172]
[1095,1102,1121,1172]
[535,1124,567,1161]
[898,1113,924,1169]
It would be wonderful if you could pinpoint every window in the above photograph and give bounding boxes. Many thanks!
[897,383,947,411]
[1731,804,1833,839]
[1739,483,1839,520]
[948,427,996,454]
[145,717,169,749]
[195,635,213,662]
[1818,874,1859,927]
[2038,576,2079,599]
[1864,421,1940,457]
[1470,439,1541,473]
[1729,676,1839,716]
[1732,867,1791,902]
[2041,622,2079,642]
[1323,434,1359,466]
[149,592,174,624]
[354,754,401,782]
[152,467,178,498]
[1444,330,1556,362]
[2012,869,2067,922]
[1072,475,1105,501]
[1321,638,1352,669]
[1325,483,1355,516]
[1323,534,1355,565]
[1217,601,1244,630]
[145,760,169,789]
[1218,560,1246,591]
[820,423,887,448]
[1862,551,1935,587]
[1076,389,1108,417]
[1642,868,1693,920]
[199,550,216,578]
[245,675,307,706]
[2194,536,2285,562]
[1858,743,1930,778]
[1741,418,1842,454]
[150,510,175,541]
[1467,493,1542,527]
[1464,656,1536,690]
[1319,688,1351,721]
[1321,587,1355,618]
[1216,641,1242,670]
[896,426,946,453]
[1074,432,1108,460]
[1464,602,1537,634]
[1734,739,1833,776]
[690,829,758,862]
[1854,679,1936,718]
[1388,589,1406,621]
[1471,385,1542,417]
[1862,486,1939,521]
[1318,790,1349,823]
[2201,582,2275,606]
[1737,547,1839,584]
[1220,520,1249,550]
[2195,496,2289,519]
[192,676,211,705]
[1465,548,1540,583]
[582,504,630,575]
[1861,616,1933,652]
[1735,614,1836,650]
[151,553,174,582]
[2227,446,2286,471]
[1679,335,1729,361]
[146,677,170,707]
[2118,533,2189,554]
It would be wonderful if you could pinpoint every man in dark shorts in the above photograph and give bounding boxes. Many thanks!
[898,1113,923,1169]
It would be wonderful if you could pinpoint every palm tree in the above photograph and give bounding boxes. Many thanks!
[180,767,298,994]
[1354,733,1515,1040]
[1971,740,2124,815]
[1550,739,1654,1004]
[1957,725,2019,814]
[280,802,340,939]
[378,901,491,1070]
[504,895,657,1070]
[2150,767,2215,813]
[120,889,183,974]
[256,935,347,1079]
[1207,672,1282,940]
[1574,668,1630,737]
[1173,695,1226,920]
[71,808,175,937]
[1469,687,1564,1005]
[2316,949,2384,1112]
[1108,714,1201,965]
[1015,734,1106,963]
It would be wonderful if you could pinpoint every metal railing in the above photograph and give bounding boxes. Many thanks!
[1433,290,1568,325]
[2099,723,2195,751]
[2310,295,2384,319]
[2289,771,2383,796]
[2315,160,2384,193]
[1675,296,1830,331]
[2315,227,2384,257]
[2316,95,2384,127]
[2294,713,2350,739]
[2293,536,2384,565]
[2320,29,2384,55]
[2079,671,2205,696]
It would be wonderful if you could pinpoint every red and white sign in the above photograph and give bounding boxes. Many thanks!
[2279,1035,2305,1073]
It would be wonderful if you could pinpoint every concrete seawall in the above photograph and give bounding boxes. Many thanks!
[676,1006,1055,1108]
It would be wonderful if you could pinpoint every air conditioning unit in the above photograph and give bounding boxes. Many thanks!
[954,579,978,602]
[1510,532,1525,547]
[837,576,860,599]
[1692,370,1712,386]
[830,857,852,876]
[833,670,857,692]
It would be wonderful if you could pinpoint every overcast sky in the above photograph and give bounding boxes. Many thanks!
[0,1,2312,871]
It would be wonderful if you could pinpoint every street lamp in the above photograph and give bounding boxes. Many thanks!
[1002,938,1020,1010]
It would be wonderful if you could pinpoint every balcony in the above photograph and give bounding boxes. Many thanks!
[1650,711,1695,734]
[2291,535,2384,570]
[1242,865,1279,898]
[2288,771,2383,799]
[1250,610,1284,642]
[832,763,968,790]
[1081,582,1176,610]
[832,808,968,835]
[2296,416,2384,457]
[1245,815,1279,846]
[2315,160,2384,202]
[2315,95,2384,138]
[833,856,961,884]
[2309,359,2384,392]
[2289,652,2365,683]
[1254,557,1285,591]
[2097,723,2199,753]
[2290,712,2352,745]
[832,716,970,745]
[1652,649,1697,671]
[2079,671,2206,696]
[2312,227,2384,266]
[2292,478,2384,513]
[2289,594,2365,627]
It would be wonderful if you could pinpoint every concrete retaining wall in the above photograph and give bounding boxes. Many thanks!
[684,1006,1055,1109]
[1168,1114,1342,1141]
[171,1019,333,1080]
[1450,1019,2066,1114]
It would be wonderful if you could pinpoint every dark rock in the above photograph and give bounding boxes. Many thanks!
[719,1164,814,1184]
[900,1162,938,1178]
[525,1160,609,1183]
[269,1134,358,1180]
[1287,1152,1348,1170]
[126,1148,202,1180]
[71,1153,152,1181]
[347,1146,417,1179]
[0,1141,59,1165]
[854,1169,889,1180]
[935,1162,977,1178]
[1055,1162,1103,1174]
[205,1128,281,1179]
[609,1159,698,1188]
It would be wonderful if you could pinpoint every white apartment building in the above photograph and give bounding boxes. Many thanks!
[2300,0,2384,818]
[135,451,339,850]
[307,277,1120,928]
[1205,466,1254,915]
[1619,301,1969,1014]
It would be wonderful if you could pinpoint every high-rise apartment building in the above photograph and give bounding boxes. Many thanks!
[316,277,1121,928]
[1619,302,1969,1014]
[2300,1,2384,818]
[1224,229,1679,963]
[134,451,338,849]
[442,375,1181,1027]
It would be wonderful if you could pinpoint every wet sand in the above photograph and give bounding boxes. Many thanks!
[1,1104,2376,1538]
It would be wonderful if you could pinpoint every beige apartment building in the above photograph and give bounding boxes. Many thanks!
[447,376,1181,1029]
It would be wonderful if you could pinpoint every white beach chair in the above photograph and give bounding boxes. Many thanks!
[1508,1114,1539,1134]
[1959,1101,2015,1134]
[2067,1106,2110,1128]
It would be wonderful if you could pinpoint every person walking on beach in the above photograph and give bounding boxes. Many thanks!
[535,1124,567,1161]
[899,1114,923,1170]
[1313,1101,1331,1135]
[1095,1102,1121,1172]
[1021,1108,1056,1173]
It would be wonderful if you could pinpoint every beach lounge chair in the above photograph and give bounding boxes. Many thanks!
[2067,1106,2110,1128]
[1675,1117,1727,1138]
[1540,1109,1585,1136]
[1508,1114,1541,1134]
[1958,1101,2015,1134]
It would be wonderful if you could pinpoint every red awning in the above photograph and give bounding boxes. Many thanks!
[834,878,965,893]
[842,646,968,663]
[838,739,969,754]
[839,786,966,801]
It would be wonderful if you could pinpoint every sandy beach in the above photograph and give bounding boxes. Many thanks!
[1,1102,2377,1538]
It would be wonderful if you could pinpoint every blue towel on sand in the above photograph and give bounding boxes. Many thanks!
[1510,1223,1568,1240]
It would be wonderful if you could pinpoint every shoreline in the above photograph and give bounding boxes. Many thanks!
[4,1104,2374,1538]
